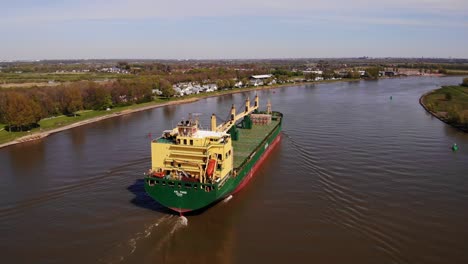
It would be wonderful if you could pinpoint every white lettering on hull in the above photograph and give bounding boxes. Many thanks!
[174,190,187,197]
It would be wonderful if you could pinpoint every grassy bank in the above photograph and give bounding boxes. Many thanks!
[0,97,172,145]
[0,78,355,147]
[446,70,468,76]
[421,85,468,132]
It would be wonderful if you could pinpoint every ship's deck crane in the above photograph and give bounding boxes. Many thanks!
[211,95,259,133]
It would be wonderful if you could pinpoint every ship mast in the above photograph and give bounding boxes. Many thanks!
[266,99,272,114]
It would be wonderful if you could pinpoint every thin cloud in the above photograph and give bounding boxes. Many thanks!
[3,0,468,23]
[281,15,468,28]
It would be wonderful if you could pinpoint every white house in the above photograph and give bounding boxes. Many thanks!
[249,74,273,86]
[303,70,323,75]
[202,83,218,91]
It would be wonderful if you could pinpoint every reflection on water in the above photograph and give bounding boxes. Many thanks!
[8,141,45,174]
[70,127,86,148]
[163,105,176,119]
[1,76,468,263]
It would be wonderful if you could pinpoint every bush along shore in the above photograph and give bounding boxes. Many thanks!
[420,78,468,133]
[0,79,355,148]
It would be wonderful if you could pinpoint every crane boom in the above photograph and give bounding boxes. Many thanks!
[211,95,260,132]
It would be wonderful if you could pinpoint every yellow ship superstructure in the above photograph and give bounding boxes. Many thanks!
[150,95,260,185]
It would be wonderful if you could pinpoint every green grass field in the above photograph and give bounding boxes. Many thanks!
[423,85,468,112]
[0,72,133,85]
[422,85,468,130]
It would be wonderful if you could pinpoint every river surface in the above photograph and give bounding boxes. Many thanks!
[1,77,468,264]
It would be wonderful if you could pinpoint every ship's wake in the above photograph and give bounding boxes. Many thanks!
[0,157,150,218]
[98,215,188,264]
[178,215,188,227]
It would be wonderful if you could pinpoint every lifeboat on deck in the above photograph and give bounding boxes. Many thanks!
[152,171,165,178]
[206,159,217,177]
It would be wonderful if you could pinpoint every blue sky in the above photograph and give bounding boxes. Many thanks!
[2,0,468,60]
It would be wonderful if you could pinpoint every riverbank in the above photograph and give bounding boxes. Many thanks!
[0,97,200,149]
[419,85,468,133]
[0,79,357,149]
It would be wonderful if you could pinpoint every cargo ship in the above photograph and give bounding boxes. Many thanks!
[144,95,282,213]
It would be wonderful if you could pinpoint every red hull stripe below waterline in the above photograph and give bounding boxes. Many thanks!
[169,207,193,213]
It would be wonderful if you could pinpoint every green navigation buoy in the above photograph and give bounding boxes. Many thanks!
[452,143,459,152]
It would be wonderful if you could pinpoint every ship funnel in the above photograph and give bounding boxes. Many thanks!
[245,98,250,112]
[211,114,217,131]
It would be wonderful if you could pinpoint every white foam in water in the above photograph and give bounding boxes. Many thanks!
[169,216,188,235]
[128,238,137,254]
[99,215,173,263]
[179,216,188,226]
[223,195,233,203]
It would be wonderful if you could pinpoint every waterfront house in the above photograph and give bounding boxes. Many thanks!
[249,74,273,86]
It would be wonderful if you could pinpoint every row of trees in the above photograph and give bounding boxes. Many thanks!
[0,78,173,131]
[398,63,468,71]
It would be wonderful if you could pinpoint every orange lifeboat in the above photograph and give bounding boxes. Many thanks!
[206,159,217,177]
[152,171,165,178]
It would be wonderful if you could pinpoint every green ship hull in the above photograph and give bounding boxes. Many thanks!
[144,112,282,213]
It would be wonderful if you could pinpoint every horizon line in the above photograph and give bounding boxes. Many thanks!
[2,56,468,62]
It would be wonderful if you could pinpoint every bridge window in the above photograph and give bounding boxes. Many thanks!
[184,139,187,145]
[190,140,193,145]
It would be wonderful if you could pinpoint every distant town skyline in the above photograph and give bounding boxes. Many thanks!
[2,0,468,60]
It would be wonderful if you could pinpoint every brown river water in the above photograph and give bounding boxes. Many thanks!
[1,76,468,264]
